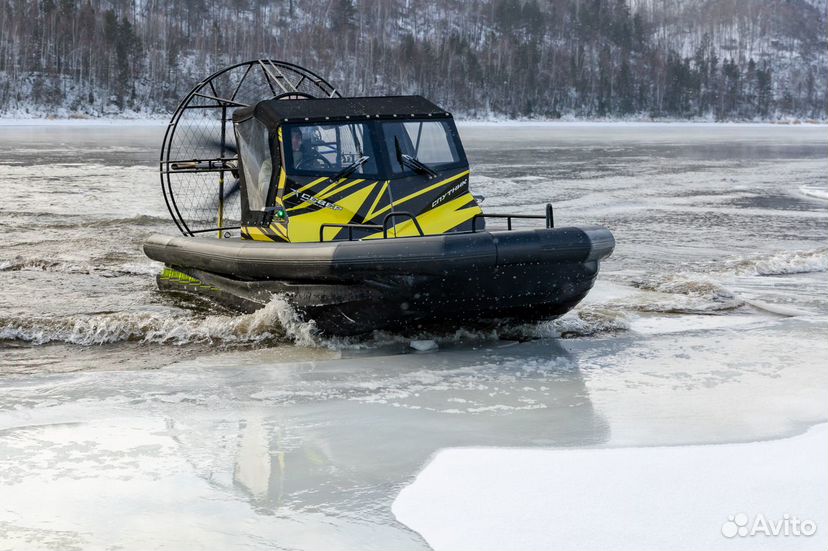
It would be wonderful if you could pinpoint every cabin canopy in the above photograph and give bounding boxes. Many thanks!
[232,95,451,127]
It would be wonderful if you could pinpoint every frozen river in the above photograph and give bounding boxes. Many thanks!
[1,122,826,550]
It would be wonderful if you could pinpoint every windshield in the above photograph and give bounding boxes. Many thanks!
[282,119,465,179]
[382,120,463,176]
[284,123,378,177]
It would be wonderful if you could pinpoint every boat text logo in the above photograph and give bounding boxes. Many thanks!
[431,179,468,209]
[721,513,817,538]
[292,189,343,211]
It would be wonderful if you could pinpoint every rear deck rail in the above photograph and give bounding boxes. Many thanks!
[319,205,556,242]
[319,222,383,242]
[471,203,554,232]
[381,212,425,238]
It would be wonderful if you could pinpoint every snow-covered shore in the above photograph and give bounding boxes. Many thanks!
[1,117,826,127]
[0,117,168,126]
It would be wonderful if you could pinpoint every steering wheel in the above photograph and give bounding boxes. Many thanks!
[296,154,333,170]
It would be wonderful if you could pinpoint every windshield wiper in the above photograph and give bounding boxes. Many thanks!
[394,137,437,178]
[329,155,370,182]
[401,153,438,178]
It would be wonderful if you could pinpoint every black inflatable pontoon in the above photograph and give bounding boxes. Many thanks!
[143,60,615,335]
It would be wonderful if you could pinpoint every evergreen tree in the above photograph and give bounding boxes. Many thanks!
[0,0,824,119]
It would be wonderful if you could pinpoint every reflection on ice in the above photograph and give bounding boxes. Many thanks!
[0,340,606,550]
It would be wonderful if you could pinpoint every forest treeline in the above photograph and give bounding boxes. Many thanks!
[0,0,825,119]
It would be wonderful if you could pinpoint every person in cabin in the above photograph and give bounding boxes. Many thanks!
[290,126,330,170]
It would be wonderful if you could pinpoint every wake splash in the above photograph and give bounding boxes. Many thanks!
[0,255,159,276]
[0,295,318,347]
[0,257,92,274]
[6,248,822,349]
[370,307,630,344]
[542,306,631,337]
[724,248,828,276]
[629,274,743,313]
[799,185,828,201]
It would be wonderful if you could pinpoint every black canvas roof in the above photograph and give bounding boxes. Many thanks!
[233,95,451,126]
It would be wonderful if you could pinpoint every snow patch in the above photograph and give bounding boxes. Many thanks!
[393,424,828,551]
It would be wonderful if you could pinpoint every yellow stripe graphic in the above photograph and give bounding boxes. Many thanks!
[319,178,365,200]
[277,167,287,193]
[365,180,389,221]
[364,170,469,223]
[288,183,377,242]
[365,193,479,239]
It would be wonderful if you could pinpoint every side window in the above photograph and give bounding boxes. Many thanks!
[403,121,459,164]
[284,123,377,176]
[235,118,271,213]
[381,120,464,177]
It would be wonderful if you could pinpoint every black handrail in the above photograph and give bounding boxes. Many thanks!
[311,204,555,242]
[319,222,383,242]
[382,211,425,238]
[471,203,554,232]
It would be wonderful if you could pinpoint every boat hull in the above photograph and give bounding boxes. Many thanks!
[144,227,614,335]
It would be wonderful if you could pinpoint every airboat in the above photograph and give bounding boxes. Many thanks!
[143,60,615,335]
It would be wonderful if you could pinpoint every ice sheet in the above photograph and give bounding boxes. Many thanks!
[393,424,828,551]
[2,323,827,550]
[1,123,826,550]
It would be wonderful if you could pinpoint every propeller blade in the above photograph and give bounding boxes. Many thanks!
[223,178,240,200]
[206,136,238,155]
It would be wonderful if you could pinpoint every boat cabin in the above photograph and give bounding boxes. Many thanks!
[231,96,481,242]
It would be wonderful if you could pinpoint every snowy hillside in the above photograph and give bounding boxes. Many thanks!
[0,0,824,120]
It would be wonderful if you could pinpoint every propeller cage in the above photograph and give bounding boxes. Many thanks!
[160,60,341,236]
